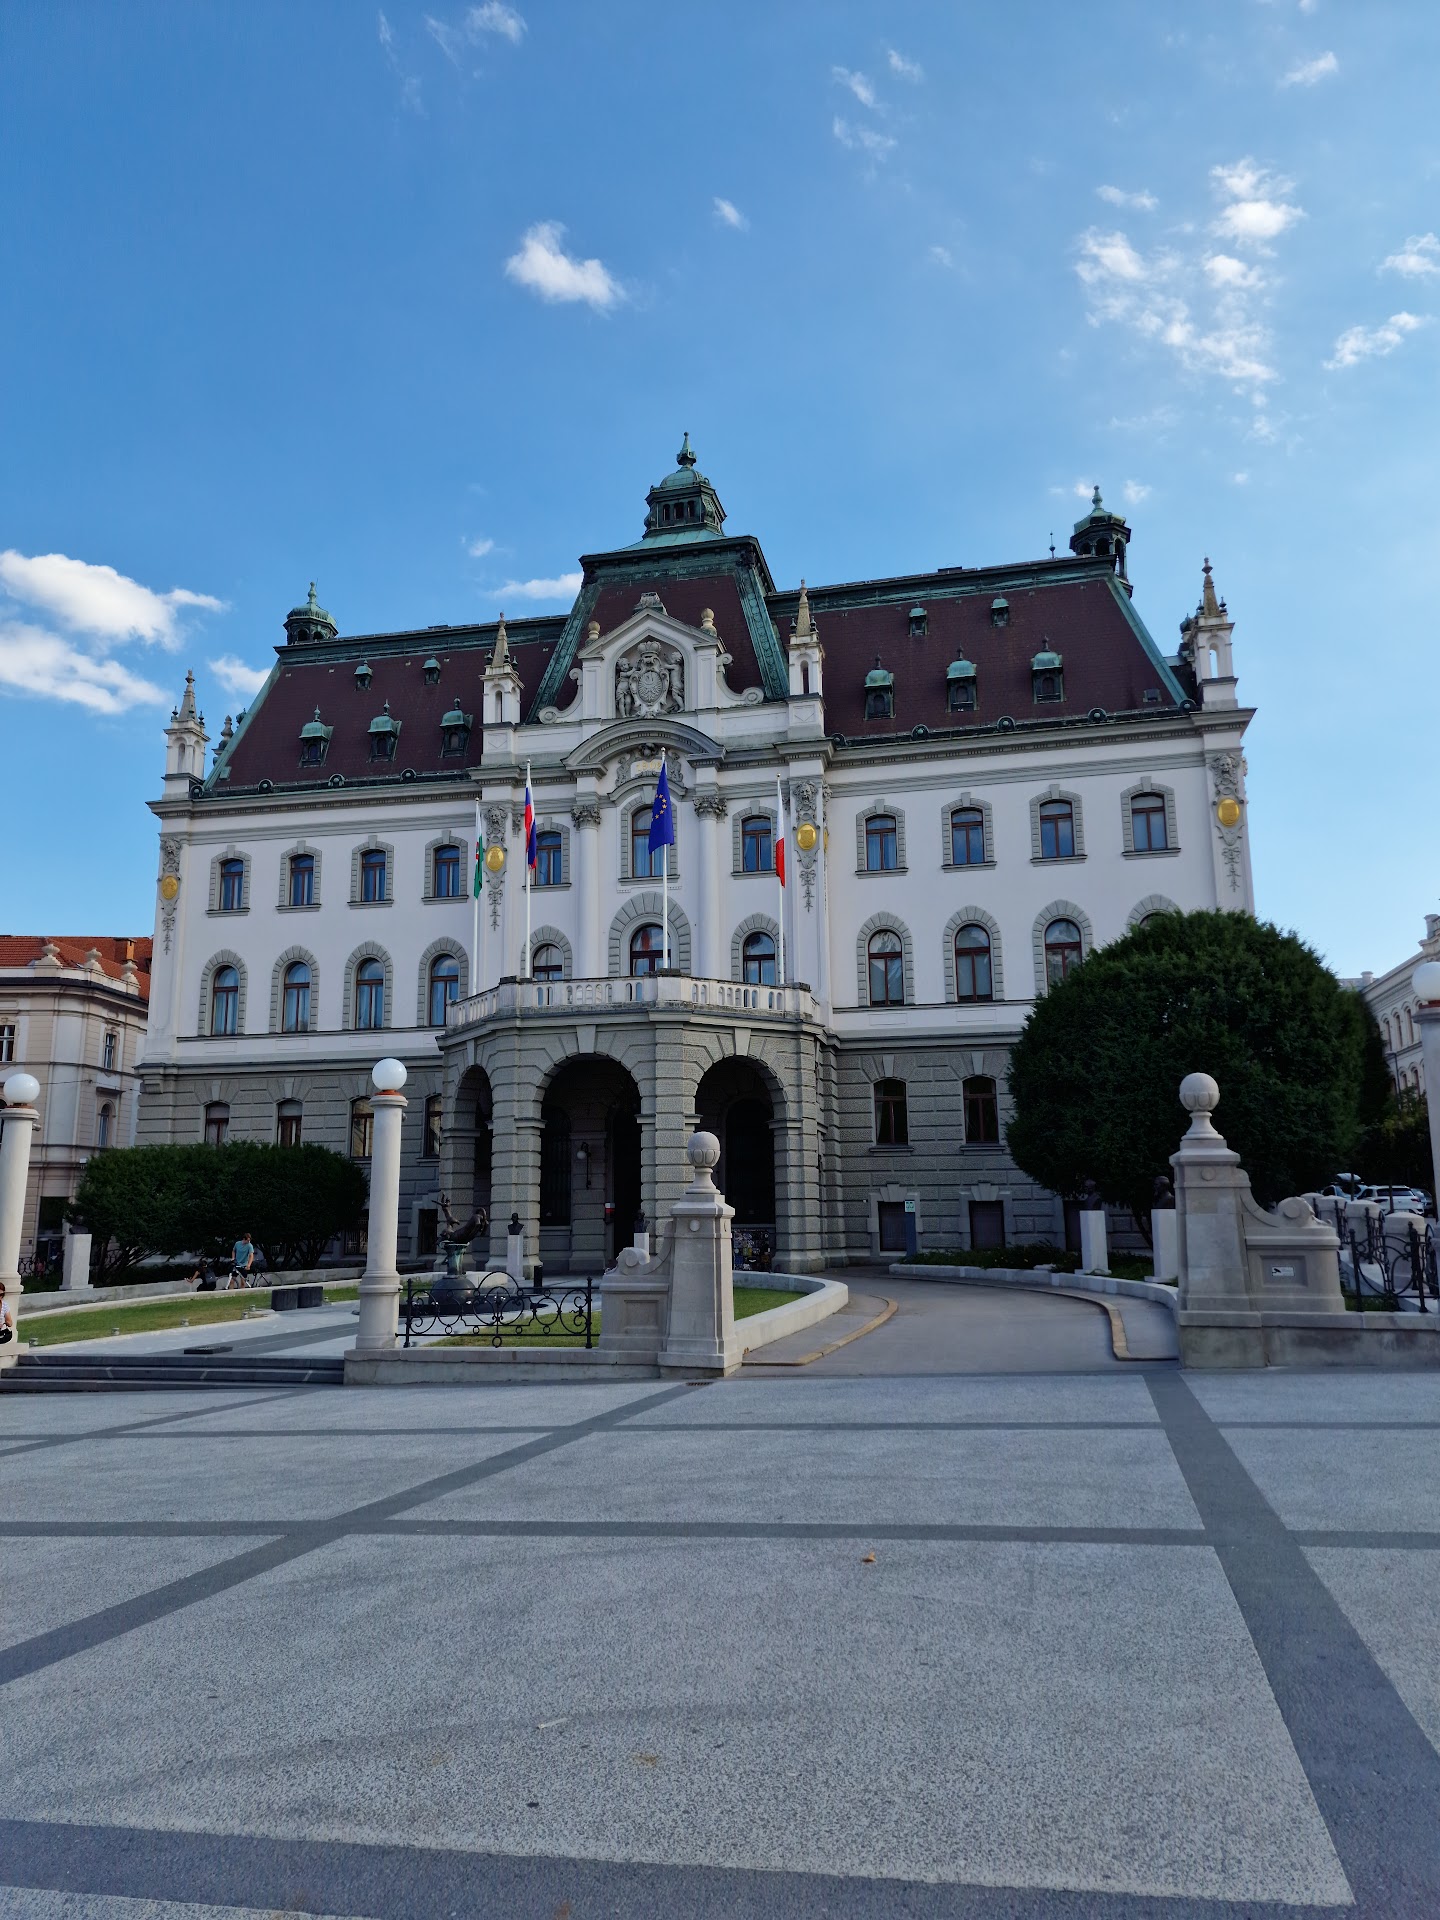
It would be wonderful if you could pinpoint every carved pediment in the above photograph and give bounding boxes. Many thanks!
[616,637,684,720]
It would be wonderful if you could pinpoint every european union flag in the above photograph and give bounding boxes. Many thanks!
[648,758,676,852]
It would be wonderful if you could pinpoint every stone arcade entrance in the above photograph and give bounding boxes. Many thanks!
[437,974,835,1273]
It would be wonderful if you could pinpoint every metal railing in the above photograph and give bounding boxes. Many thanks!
[401,1272,595,1349]
[447,972,814,1032]
[1313,1199,1438,1311]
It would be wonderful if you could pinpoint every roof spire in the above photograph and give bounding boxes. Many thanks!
[794,578,813,640]
[492,613,509,668]
[1091,484,1103,511]
[1200,557,1221,618]
[677,431,696,469]
[307,581,319,612]
[176,670,199,723]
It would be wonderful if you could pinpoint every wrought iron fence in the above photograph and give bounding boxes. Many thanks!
[1313,1200,1438,1311]
[402,1272,594,1349]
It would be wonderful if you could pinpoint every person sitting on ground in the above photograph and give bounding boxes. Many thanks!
[187,1258,217,1293]
[227,1231,255,1289]
[0,1282,14,1345]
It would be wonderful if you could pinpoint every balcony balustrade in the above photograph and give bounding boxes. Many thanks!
[446,972,816,1032]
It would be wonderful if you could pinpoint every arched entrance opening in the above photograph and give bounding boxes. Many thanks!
[696,1058,778,1267]
[446,1064,493,1244]
[539,1055,643,1274]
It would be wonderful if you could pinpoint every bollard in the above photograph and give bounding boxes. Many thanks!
[354,1060,409,1353]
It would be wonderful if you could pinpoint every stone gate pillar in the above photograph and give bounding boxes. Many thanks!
[355,1059,408,1353]
[0,1072,41,1347]
[487,1042,543,1268]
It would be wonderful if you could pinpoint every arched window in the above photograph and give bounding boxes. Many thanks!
[211,965,239,1036]
[874,1078,908,1146]
[741,816,773,873]
[356,957,386,1030]
[742,930,776,985]
[288,853,314,907]
[349,1098,373,1158]
[535,831,562,887]
[954,924,994,1003]
[428,953,460,1026]
[1044,918,1083,986]
[218,858,244,912]
[631,808,656,879]
[433,844,462,898]
[1038,799,1075,860]
[281,961,311,1033]
[96,1102,113,1149]
[532,943,564,982]
[963,1076,1000,1144]
[360,848,387,903]
[950,807,984,866]
[203,1102,230,1146]
[867,929,904,1006]
[1130,793,1168,852]
[276,1099,302,1147]
[630,924,665,976]
[422,1094,443,1159]
[865,814,898,873]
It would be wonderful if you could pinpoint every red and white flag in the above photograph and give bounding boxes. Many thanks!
[775,775,786,886]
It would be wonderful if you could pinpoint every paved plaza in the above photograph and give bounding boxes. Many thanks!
[3,1285,1440,1918]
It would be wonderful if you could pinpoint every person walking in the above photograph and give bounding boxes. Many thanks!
[228,1231,255,1289]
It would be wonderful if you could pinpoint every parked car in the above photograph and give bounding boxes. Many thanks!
[1320,1175,1365,1200]
[1358,1185,1433,1216]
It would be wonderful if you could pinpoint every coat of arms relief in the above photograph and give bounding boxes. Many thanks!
[615,639,684,720]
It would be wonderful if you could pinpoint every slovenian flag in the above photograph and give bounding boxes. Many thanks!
[524,774,537,869]
[473,838,483,898]
[775,775,786,886]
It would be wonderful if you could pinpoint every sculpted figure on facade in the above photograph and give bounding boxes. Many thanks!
[616,639,684,720]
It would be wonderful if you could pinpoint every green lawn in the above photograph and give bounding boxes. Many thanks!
[435,1284,804,1347]
[20,1285,359,1348]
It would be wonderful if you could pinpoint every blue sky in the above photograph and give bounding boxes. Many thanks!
[2,1,1435,977]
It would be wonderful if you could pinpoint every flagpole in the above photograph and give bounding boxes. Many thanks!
[472,798,482,994]
[776,773,786,988]
[523,762,533,980]
[661,751,670,970]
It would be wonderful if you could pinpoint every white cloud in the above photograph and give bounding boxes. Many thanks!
[1075,225,1279,386]
[1210,158,1303,248]
[0,620,170,715]
[503,223,622,310]
[1075,229,1152,285]
[424,15,463,63]
[468,1,525,41]
[465,535,496,558]
[831,66,876,107]
[832,117,896,160]
[1204,252,1264,290]
[209,655,269,699]
[1281,50,1338,86]
[1097,185,1157,211]
[927,244,954,268]
[1072,480,1096,499]
[713,197,748,231]
[1231,472,1250,485]
[378,9,423,112]
[1122,480,1151,505]
[0,550,223,649]
[1381,233,1440,278]
[887,48,923,81]
[1325,311,1429,370]
[490,573,582,602]
[378,9,394,47]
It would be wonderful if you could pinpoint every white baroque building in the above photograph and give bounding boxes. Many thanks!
[1347,914,1440,1097]
[137,442,1255,1271]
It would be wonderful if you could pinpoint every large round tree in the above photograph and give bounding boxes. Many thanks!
[1006,910,1378,1224]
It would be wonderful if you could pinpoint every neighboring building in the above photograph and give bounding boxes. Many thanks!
[1347,914,1440,1096]
[137,441,1255,1270]
[0,936,152,1268]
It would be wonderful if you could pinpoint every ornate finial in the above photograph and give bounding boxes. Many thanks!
[1049,531,1056,557]
[1091,484,1103,511]
[677,431,696,469]
[382,698,391,715]
[307,581,319,611]
[1201,558,1220,618]
[492,613,509,668]
[700,606,716,634]
[586,618,600,642]
[313,705,321,721]
[795,579,812,639]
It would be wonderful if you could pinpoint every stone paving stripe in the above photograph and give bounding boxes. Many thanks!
[1221,1421,1440,1431]
[0,1390,306,1460]
[0,1816,1359,1920]
[1149,1371,1440,1915]
[0,1383,692,1687]
[0,1416,1175,1441]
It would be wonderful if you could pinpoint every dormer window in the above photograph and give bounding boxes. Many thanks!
[422,656,441,686]
[298,707,333,767]
[991,597,1009,628]
[908,605,927,637]
[864,659,894,721]
[354,660,372,690]
[1031,649,1064,704]
[368,702,401,762]
[946,658,977,713]
[440,705,472,756]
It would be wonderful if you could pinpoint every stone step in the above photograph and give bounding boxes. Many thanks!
[0,1353,344,1392]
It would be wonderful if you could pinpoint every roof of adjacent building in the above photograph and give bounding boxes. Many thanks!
[194,442,1205,797]
[0,936,153,1001]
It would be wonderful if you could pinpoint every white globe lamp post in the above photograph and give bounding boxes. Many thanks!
[0,1072,43,1345]
[354,1058,410,1353]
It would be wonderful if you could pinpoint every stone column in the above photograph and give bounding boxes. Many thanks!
[0,1073,41,1345]
[573,800,602,978]
[355,1060,408,1353]
[658,1131,743,1374]
[62,1228,92,1292]
[693,793,726,980]
[1413,969,1440,1203]
[1079,1212,1109,1275]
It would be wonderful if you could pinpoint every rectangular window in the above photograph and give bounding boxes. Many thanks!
[360,849,387,902]
[968,1200,1006,1250]
[102,1031,117,1072]
[289,854,315,906]
[874,1079,909,1147]
[950,809,984,866]
[1038,801,1075,860]
[865,815,898,872]
[0,1024,14,1063]
[1131,795,1169,852]
[630,810,654,879]
[741,817,773,873]
[422,1094,443,1159]
[963,1077,1000,1145]
[877,1201,908,1252]
[535,831,563,887]
[434,845,462,897]
[277,1101,303,1147]
[218,859,244,911]
[203,1103,230,1146]
[350,1099,374,1159]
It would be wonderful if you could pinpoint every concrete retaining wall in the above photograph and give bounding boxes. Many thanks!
[891,1262,1179,1314]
